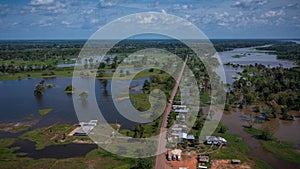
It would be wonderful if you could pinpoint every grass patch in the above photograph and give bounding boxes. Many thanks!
[250,156,273,169]
[0,68,74,81]
[140,113,152,119]
[19,124,83,150]
[0,123,32,133]
[132,69,160,80]
[211,133,250,159]
[38,108,53,116]
[244,126,300,166]
[243,126,262,136]
[260,140,300,166]
[0,138,16,148]
[200,92,211,104]
[210,132,273,169]
[130,93,150,111]
[0,146,139,169]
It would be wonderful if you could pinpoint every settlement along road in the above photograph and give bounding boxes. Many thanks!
[154,56,188,169]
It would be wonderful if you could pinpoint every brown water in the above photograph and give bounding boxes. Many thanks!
[253,111,300,149]
[221,108,299,169]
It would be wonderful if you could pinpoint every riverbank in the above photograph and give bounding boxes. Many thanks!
[244,126,300,167]
[221,108,300,169]
[0,122,154,169]
[0,69,74,81]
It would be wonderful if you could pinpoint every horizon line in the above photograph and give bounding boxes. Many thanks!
[0,38,299,41]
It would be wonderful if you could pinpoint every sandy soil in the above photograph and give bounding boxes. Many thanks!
[165,151,198,169]
[211,159,251,169]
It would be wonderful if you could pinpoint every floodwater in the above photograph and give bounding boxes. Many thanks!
[10,139,97,159]
[0,45,299,164]
[0,76,148,130]
[218,46,299,168]
[217,45,296,84]
[254,114,300,149]
[221,108,300,169]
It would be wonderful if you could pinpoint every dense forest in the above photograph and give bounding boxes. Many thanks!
[0,39,299,75]
[0,39,275,62]
[256,42,300,65]
[227,63,300,120]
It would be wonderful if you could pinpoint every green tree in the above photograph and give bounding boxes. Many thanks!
[218,124,228,133]
[260,123,275,140]
[64,84,73,92]
[34,84,43,96]
[142,80,150,94]
[135,158,152,169]
[79,91,88,101]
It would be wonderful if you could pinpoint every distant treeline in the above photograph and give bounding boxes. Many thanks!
[0,39,295,62]
[256,42,300,65]
[211,39,273,51]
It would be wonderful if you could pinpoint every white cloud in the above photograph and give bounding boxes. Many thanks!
[23,0,68,15]
[172,4,193,10]
[31,18,54,27]
[252,16,268,24]
[218,22,229,26]
[161,9,167,15]
[261,9,285,18]
[83,9,94,15]
[99,0,117,7]
[30,0,54,6]
[90,18,99,24]
[231,0,268,9]
[61,20,71,25]
[137,14,157,24]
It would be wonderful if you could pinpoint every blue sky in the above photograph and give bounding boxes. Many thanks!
[0,0,299,39]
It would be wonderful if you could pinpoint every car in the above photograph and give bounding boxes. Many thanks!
[167,154,172,161]
[172,154,177,160]
[206,140,212,145]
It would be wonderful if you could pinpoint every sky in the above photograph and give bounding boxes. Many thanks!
[0,0,299,39]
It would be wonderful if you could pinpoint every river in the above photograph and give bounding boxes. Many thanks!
[0,76,148,130]
[0,45,299,166]
[218,46,299,168]
[217,45,296,85]
[221,108,299,169]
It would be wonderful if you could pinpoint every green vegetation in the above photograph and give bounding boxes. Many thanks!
[232,54,246,58]
[19,124,90,150]
[120,118,160,138]
[129,68,176,112]
[38,108,52,116]
[64,84,74,94]
[212,39,272,52]
[0,141,146,169]
[206,132,273,169]
[211,133,249,159]
[244,126,300,166]
[200,93,211,105]
[0,138,16,147]
[227,63,300,120]
[0,122,32,133]
[0,122,154,169]
[260,140,300,166]
[130,93,151,111]
[0,68,74,81]
[256,42,300,65]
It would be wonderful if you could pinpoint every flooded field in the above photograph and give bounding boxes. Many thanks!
[221,108,300,169]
